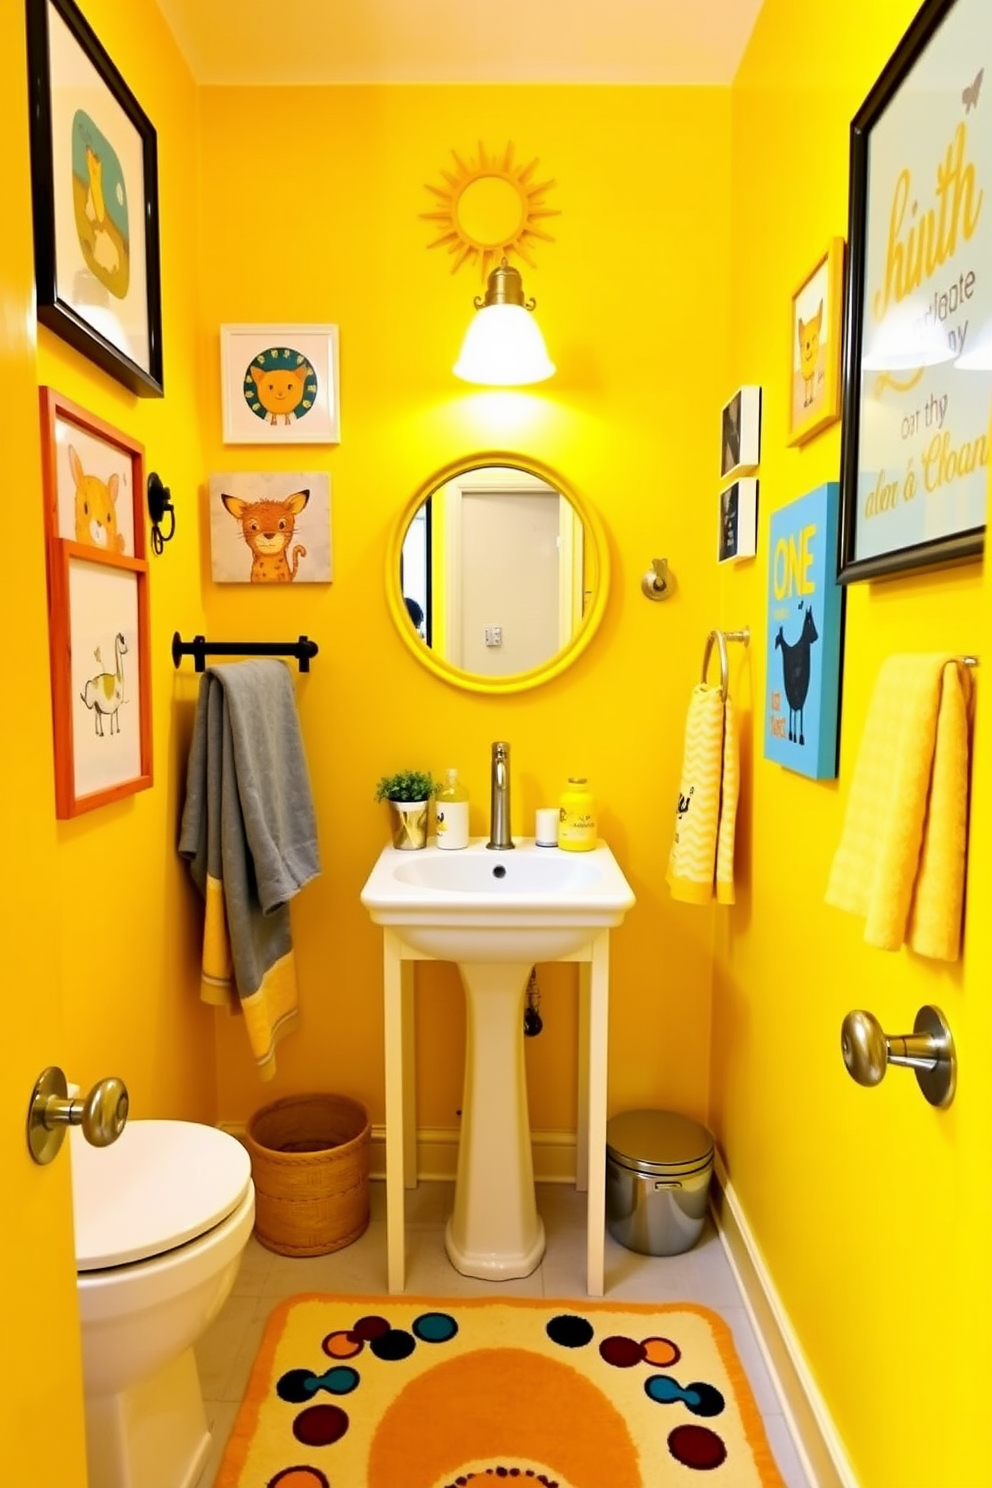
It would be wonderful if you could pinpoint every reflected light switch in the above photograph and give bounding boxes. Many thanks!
[484,625,503,647]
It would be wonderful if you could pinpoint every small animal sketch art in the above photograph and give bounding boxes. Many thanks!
[962,67,983,113]
[69,445,125,552]
[797,299,823,408]
[70,110,129,298]
[80,632,127,736]
[242,348,318,426]
[774,605,818,746]
[210,472,332,584]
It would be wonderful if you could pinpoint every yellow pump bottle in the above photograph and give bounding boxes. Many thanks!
[436,767,470,849]
[558,777,597,852]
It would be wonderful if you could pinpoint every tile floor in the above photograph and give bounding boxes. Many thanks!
[193,1180,813,1488]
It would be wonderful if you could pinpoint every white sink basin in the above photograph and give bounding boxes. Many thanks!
[361,837,635,962]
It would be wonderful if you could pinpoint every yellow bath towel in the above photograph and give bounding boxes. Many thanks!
[667,683,740,905]
[825,655,973,960]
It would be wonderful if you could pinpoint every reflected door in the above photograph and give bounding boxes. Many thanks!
[452,488,560,674]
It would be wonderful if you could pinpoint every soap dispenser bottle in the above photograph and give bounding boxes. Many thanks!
[436,768,470,850]
[558,777,597,852]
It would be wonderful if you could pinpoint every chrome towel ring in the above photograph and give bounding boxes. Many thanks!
[701,628,750,701]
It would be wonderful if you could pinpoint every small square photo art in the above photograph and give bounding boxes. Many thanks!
[718,479,758,564]
[209,471,332,583]
[720,385,762,480]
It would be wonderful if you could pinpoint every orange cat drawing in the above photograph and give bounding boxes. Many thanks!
[221,489,309,582]
[797,299,823,408]
[69,444,125,552]
[249,362,311,425]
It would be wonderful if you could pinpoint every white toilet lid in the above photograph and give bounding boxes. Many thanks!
[72,1120,252,1272]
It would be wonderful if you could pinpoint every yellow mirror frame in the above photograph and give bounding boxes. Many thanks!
[386,452,610,695]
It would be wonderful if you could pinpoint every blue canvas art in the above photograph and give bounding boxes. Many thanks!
[764,483,844,780]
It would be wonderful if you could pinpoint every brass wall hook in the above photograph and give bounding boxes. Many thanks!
[641,558,675,601]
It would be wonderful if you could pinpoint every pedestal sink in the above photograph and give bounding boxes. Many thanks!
[361,839,635,1292]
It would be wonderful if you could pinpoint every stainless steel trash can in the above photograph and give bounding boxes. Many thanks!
[606,1109,714,1256]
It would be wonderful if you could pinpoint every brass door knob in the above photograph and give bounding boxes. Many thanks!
[27,1066,130,1165]
[840,1005,955,1108]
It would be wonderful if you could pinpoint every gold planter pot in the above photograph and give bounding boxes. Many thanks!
[387,799,430,849]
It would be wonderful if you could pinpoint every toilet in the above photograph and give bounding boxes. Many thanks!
[71,1120,255,1488]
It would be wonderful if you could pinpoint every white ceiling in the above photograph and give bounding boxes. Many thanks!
[152,0,764,87]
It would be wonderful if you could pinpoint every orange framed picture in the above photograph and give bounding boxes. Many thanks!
[39,387,153,817]
[788,237,845,447]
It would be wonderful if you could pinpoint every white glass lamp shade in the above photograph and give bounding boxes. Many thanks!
[453,258,555,386]
[454,303,556,385]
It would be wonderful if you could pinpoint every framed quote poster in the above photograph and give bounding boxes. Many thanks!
[25,0,163,396]
[765,483,845,781]
[838,0,989,581]
[39,387,153,816]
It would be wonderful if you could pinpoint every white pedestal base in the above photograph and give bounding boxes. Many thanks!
[444,961,546,1279]
[381,926,611,1297]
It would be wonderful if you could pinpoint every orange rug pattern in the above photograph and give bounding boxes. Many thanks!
[216,1293,788,1488]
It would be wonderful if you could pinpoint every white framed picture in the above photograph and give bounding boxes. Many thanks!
[720,385,761,480]
[208,471,332,584]
[717,478,758,564]
[220,323,340,444]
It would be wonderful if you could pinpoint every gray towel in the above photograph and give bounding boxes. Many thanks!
[178,660,320,1076]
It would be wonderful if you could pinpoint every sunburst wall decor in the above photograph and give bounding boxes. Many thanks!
[422,142,559,280]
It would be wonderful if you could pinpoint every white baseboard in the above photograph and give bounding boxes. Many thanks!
[710,1154,859,1488]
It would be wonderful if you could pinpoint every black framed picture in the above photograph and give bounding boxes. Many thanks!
[838,0,989,583]
[25,0,164,397]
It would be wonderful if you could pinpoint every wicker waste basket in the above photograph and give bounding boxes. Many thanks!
[245,1093,370,1257]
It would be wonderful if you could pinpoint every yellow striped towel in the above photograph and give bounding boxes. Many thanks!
[825,655,973,960]
[667,683,740,905]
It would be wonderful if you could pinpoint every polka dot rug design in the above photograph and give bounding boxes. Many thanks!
[215,1294,788,1487]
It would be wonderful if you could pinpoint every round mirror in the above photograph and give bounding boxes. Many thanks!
[387,453,609,694]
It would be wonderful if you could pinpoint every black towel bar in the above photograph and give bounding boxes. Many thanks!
[172,632,318,672]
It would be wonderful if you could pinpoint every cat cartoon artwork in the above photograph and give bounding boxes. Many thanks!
[209,472,333,584]
[244,350,316,427]
[221,326,340,444]
[788,239,844,447]
[70,112,130,300]
[69,444,126,553]
[221,489,309,583]
[797,300,823,409]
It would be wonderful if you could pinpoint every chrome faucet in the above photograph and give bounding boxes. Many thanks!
[487,740,515,850]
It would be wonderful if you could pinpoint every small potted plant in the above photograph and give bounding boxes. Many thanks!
[374,769,440,850]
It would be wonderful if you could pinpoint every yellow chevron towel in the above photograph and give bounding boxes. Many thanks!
[667,683,739,905]
[825,654,973,960]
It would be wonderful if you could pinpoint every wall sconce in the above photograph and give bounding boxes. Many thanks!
[453,258,555,386]
[146,472,176,554]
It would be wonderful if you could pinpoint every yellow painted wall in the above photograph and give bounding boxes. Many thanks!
[2,0,211,1475]
[196,86,732,1134]
[715,3,992,1485]
[0,0,87,1475]
[2,0,214,1181]
[30,0,216,1124]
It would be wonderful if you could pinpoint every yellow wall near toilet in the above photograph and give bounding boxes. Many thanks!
[1,0,989,1485]
[1,0,210,1478]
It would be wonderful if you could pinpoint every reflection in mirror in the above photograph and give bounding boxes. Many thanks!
[390,455,608,694]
